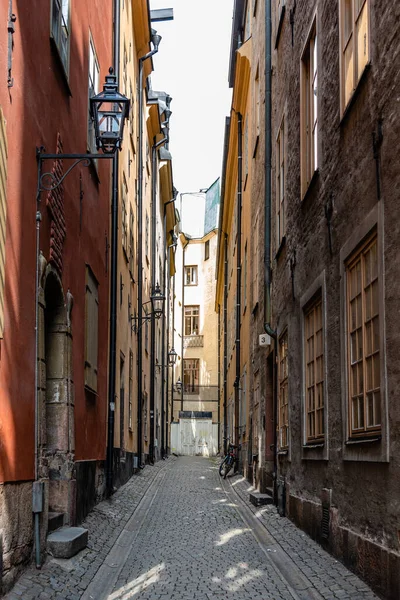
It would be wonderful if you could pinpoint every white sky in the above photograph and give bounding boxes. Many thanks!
[150,0,234,199]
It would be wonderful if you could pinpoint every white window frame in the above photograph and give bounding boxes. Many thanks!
[50,0,71,78]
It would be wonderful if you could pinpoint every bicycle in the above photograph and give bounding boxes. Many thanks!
[219,439,239,479]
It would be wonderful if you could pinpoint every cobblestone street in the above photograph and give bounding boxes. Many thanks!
[4,457,380,600]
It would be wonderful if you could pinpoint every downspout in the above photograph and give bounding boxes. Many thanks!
[34,158,42,568]
[164,223,170,457]
[180,238,187,413]
[137,37,160,468]
[263,0,279,502]
[106,0,120,496]
[234,113,243,461]
[217,308,221,453]
[150,135,168,463]
[223,233,228,455]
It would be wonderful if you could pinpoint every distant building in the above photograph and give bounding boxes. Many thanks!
[171,180,220,456]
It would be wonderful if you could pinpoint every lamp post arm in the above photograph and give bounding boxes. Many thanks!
[36,150,114,195]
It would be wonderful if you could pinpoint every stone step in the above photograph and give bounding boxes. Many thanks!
[48,512,65,533]
[249,491,274,507]
[47,527,88,559]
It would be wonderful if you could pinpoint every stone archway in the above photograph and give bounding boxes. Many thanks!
[38,265,75,526]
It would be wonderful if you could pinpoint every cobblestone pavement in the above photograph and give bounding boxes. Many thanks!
[3,459,171,600]
[225,470,380,600]
[4,457,380,600]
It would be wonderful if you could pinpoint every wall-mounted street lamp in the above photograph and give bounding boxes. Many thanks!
[131,283,165,333]
[175,377,182,394]
[37,68,130,194]
[90,68,130,154]
[168,347,178,366]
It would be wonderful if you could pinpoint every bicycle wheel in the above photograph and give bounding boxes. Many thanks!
[224,459,232,479]
[219,457,228,477]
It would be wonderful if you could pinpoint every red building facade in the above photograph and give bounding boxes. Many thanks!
[0,0,114,590]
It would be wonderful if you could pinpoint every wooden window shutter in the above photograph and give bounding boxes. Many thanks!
[85,266,99,392]
[0,107,8,338]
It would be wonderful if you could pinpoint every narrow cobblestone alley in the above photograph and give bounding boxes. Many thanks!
[4,457,380,600]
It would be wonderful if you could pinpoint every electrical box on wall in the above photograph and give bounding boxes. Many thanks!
[259,333,271,347]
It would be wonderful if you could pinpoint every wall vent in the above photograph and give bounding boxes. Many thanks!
[321,505,330,539]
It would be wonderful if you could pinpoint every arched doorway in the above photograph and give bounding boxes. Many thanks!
[42,269,75,525]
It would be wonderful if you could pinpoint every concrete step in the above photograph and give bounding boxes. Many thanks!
[249,491,274,507]
[47,526,88,559]
[48,512,65,533]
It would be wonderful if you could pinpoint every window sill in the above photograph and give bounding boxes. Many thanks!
[278,449,288,456]
[84,385,98,398]
[339,63,371,126]
[346,435,381,446]
[274,5,286,49]
[275,236,286,261]
[303,442,324,449]
[301,168,319,204]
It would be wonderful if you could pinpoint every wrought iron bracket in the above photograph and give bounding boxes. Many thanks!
[36,148,115,200]
[130,313,153,334]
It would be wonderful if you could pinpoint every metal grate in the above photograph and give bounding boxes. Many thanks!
[321,505,330,539]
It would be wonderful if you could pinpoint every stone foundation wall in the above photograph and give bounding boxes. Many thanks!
[0,480,49,595]
[287,492,400,600]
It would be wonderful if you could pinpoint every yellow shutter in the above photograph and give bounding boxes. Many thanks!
[0,107,8,338]
[85,266,99,392]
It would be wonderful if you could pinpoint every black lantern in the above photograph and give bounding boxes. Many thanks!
[168,348,178,366]
[175,377,182,393]
[90,68,130,154]
[150,283,165,319]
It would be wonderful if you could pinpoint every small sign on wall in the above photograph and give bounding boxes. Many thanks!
[259,333,271,347]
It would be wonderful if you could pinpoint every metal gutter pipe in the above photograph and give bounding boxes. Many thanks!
[223,233,228,455]
[150,135,168,463]
[106,0,120,496]
[217,308,221,453]
[234,113,243,456]
[137,38,160,468]
[263,0,279,502]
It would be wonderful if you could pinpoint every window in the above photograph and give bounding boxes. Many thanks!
[184,305,199,336]
[239,368,247,435]
[88,36,99,151]
[144,306,149,353]
[51,0,71,77]
[243,242,247,309]
[185,266,198,285]
[145,212,149,260]
[276,0,286,46]
[183,358,199,393]
[340,0,369,112]
[129,350,133,430]
[305,296,324,442]
[0,108,7,338]
[85,266,99,392]
[204,240,210,261]
[346,232,380,437]
[122,183,128,258]
[120,355,125,449]
[244,0,251,41]
[129,207,134,276]
[276,116,285,247]
[252,214,259,307]
[279,331,289,449]
[254,66,260,139]
[301,19,318,196]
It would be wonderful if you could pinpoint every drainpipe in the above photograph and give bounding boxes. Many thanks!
[150,136,167,464]
[234,113,243,461]
[164,224,170,458]
[34,157,42,567]
[180,237,187,413]
[137,34,161,468]
[217,308,221,453]
[263,0,279,502]
[223,233,228,455]
[106,0,121,496]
